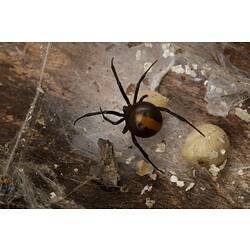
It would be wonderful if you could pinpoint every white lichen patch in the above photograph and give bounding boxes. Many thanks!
[171,64,185,74]
[136,50,142,61]
[169,170,177,175]
[238,169,244,176]
[36,116,45,126]
[185,182,195,192]
[140,185,153,195]
[194,77,202,82]
[126,155,136,165]
[209,85,216,92]
[149,173,157,181]
[170,175,178,183]
[235,108,250,122]
[50,192,57,200]
[54,164,59,169]
[185,64,197,78]
[220,149,226,155]
[192,64,198,70]
[145,197,156,208]
[161,43,175,58]
[209,164,221,177]
[136,160,154,176]
[144,42,153,48]
[176,180,185,187]
[238,195,245,200]
[162,50,170,58]
[204,80,208,86]
[155,142,166,153]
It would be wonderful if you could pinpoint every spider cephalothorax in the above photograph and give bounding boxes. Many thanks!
[74,58,205,173]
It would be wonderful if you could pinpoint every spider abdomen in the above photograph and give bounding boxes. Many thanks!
[125,102,163,138]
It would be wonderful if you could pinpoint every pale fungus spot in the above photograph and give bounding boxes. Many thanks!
[185,64,197,77]
[176,180,185,187]
[209,164,220,177]
[145,197,156,208]
[192,64,198,70]
[126,155,136,165]
[149,173,157,181]
[170,175,178,183]
[50,192,57,200]
[220,149,226,155]
[185,182,195,192]
[155,142,166,153]
[140,185,153,195]
[238,169,244,176]
[171,64,185,74]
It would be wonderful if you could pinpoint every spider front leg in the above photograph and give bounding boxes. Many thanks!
[100,108,125,125]
[157,107,205,137]
[133,60,157,104]
[138,94,148,103]
[74,110,124,125]
[111,58,131,106]
[131,134,164,174]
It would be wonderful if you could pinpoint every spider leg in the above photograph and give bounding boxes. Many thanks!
[131,134,164,174]
[74,110,123,125]
[111,58,131,106]
[157,107,205,137]
[133,60,158,104]
[138,94,148,103]
[100,107,125,125]
[122,126,128,134]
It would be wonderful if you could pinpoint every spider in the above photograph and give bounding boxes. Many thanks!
[74,58,205,174]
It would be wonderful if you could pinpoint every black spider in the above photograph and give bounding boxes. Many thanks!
[74,58,205,174]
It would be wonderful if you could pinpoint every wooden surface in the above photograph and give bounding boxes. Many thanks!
[0,42,249,208]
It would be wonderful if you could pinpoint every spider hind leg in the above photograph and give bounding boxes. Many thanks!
[131,134,165,174]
